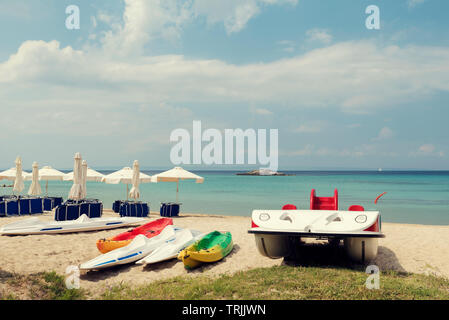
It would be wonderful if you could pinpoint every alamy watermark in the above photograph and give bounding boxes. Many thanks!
[365,265,380,289]
[64,4,379,31]
[170,121,279,172]
[65,5,80,30]
[365,5,380,30]
[65,265,80,289]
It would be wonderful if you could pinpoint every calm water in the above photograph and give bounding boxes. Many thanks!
[3,171,449,225]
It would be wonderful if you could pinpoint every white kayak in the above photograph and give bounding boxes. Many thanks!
[0,214,145,236]
[79,225,184,271]
[136,229,205,266]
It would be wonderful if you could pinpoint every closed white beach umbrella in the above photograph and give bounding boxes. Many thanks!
[37,165,65,196]
[151,167,204,202]
[129,160,141,200]
[102,165,151,200]
[81,160,88,199]
[68,153,83,201]
[13,156,25,194]
[63,167,104,182]
[28,162,42,196]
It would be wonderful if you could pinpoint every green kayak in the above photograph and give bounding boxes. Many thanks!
[178,231,233,269]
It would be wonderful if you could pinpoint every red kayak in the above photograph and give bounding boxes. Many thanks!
[96,217,173,253]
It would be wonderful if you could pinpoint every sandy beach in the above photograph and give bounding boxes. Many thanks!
[1,210,448,297]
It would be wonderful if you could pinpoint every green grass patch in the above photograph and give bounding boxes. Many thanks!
[100,266,449,300]
[1,266,448,300]
[0,270,85,300]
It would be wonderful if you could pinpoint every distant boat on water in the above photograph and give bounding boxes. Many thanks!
[236,169,294,176]
[378,168,383,172]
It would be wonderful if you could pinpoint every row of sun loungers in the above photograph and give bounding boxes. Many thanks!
[112,200,181,217]
[1,196,178,220]
[0,196,63,216]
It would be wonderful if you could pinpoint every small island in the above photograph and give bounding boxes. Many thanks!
[236,169,294,176]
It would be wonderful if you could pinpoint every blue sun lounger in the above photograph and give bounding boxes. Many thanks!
[18,199,31,215]
[160,202,181,217]
[118,201,149,218]
[6,200,19,215]
[0,201,5,217]
[54,200,103,221]
[0,196,45,216]
[43,197,64,211]
[113,200,126,213]
[30,198,44,214]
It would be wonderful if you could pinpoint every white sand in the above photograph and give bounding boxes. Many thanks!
[0,210,448,296]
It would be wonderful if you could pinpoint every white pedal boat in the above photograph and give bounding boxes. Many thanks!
[79,225,185,270]
[136,229,205,266]
[248,209,385,263]
[0,214,145,236]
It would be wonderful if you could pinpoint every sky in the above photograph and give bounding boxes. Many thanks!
[0,0,448,170]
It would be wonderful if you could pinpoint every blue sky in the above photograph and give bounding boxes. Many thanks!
[0,0,448,170]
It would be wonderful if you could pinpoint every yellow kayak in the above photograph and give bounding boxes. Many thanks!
[178,231,233,269]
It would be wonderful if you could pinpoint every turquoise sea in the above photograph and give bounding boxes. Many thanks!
[3,171,449,226]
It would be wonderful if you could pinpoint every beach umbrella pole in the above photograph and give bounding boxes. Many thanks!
[176,180,179,203]
[46,181,48,197]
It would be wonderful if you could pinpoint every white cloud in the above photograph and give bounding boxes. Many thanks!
[91,16,97,28]
[2,1,447,116]
[306,28,332,45]
[288,144,314,156]
[284,143,399,158]
[193,0,298,34]
[410,144,445,157]
[2,40,449,116]
[1,0,447,169]
[97,12,115,25]
[98,0,194,57]
[419,144,435,153]
[277,40,296,53]
[252,108,273,115]
[407,0,426,8]
[1,2,449,150]
[0,40,87,83]
[91,0,299,56]
[372,127,394,141]
[294,121,327,133]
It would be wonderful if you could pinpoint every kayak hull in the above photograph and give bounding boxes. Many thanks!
[96,218,173,253]
[96,239,132,254]
[0,215,145,235]
[80,225,184,271]
[178,231,233,270]
[135,229,204,266]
